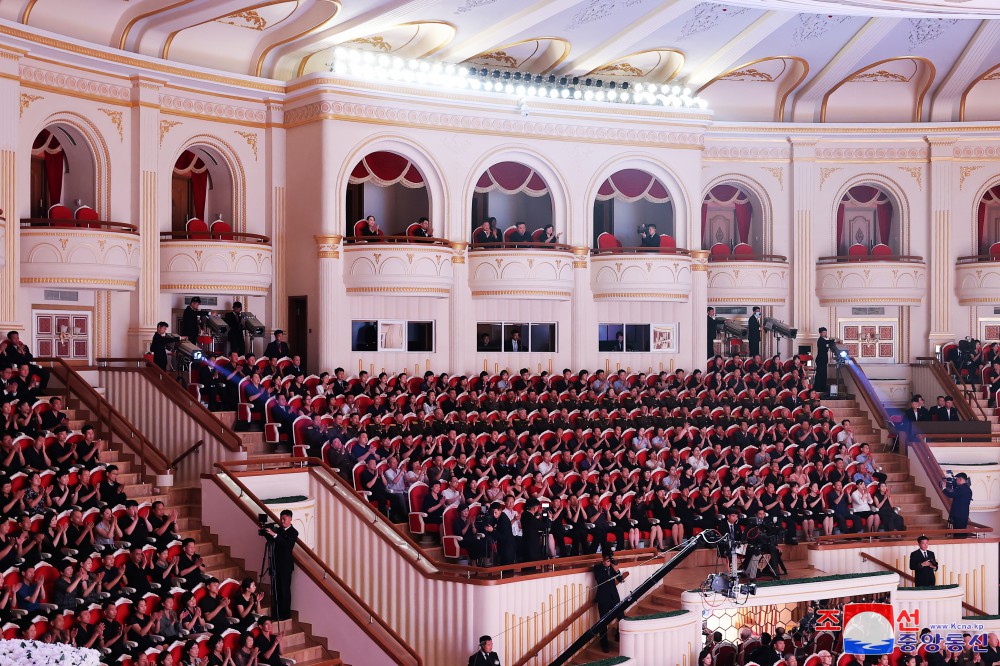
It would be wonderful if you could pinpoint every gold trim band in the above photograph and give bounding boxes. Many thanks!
[593,293,689,300]
[471,290,571,298]
[21,277,136,287]
[819,298,922,305]
[346,287,450,295]
[160,283,269,293]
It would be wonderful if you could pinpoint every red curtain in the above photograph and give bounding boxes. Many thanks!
[700,204,708,245]
[350,152,425,188]
[475,162,549,196]
[876,201,892,245]
[44,151,64,205]
[191,170,208,220]
[596,170,670,203]
[979,201,988,253]
[836,204,845,249]
[735,200,751,244]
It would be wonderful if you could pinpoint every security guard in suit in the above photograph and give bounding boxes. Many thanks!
[908,535,938,587]
[468,635,501,666]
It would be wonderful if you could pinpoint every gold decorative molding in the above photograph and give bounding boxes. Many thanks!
[235,130,258,160]
[819,298,922,306]
[347,35,392,52]
[315,234,342,259]
[21,277,136,287]
[217,9,268,31]
[708,297,785,304]
[593,292,689,300]
[159,120,181,145]
[161,283,269,294]
[345,287,450,295]
[820,56,935,123]
[471,290,572,298]
[720,67,775,83]
[819,167,842,189]
[689,250,710,260]
[960,165,985,190]
[761,166,784,190]
[19,93,43,117]
[898,165,923,190]
[98,108,124,141]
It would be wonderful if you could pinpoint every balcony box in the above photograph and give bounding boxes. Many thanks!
[956,255,1000,306]
[21,220,140,291]
[468,243,575,300]
[590,248,693,301]
[342,237,454,298]
[815,255,926,306]
[707,255,790,306]
[160,231,272,294]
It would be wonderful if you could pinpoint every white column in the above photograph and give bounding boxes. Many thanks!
[0,48,23,331]
[928,137,957,352]
[315,235,343,372]
[790,138,817,352]
[128,76,166,354]
[691,250,709,366]
[265,100,287,331]
[570,247,590,370]
[448,241,471,374]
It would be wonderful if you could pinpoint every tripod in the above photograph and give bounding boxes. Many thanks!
[260,537,278,619]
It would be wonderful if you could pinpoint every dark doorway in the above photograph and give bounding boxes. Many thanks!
[287,296,308,370]
[345,183,364,229]
[30,157,49,218]
[172,173,193,232]
[593,199,614,246]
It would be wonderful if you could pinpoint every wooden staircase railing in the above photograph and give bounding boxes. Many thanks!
[859,551,988,616]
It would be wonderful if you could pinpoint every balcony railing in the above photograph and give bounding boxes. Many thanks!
[817,254,924,264]
[472,241,573,251]
[344,234,451,246]
[708,253,787,263]
[957,254,1000,264]
[22,218,138,234]
[160,230,270,243]
[590,246,690,255]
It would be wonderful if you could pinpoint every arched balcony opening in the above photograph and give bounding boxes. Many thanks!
[470,161,561,250]
[171,146,234,236]
[701,183,769,260]
[29,125,96,220]
[591,169,676,253]
[345,151,440,243]
[975,184,1000,259]
[833,184,901,259]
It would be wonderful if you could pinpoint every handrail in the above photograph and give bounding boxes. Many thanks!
[817,255,925,264]
[957,254,1000,264]
[97,358,243,453]
[815,527,990,547]
[512,603,593,666]
[706,254,788,263]
[471,241,574,251]
[169,439,205,470]
[218,457,657,581]
[590,246,691,256]
[841,356,896,440]
[208,468,422,666]
[160,230,271,244]
[859,551,989,616]
[36,357,171,477]
[946,359,988,421]
[343,235,451,246]
[912,357,979,421]
[910,434,990,531]
[21,218,138,233]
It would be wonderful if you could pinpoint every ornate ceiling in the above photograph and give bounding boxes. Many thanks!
[5,0,1000,122]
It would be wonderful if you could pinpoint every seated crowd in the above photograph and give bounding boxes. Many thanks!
[211,351,906,569]
[0,408,289,664]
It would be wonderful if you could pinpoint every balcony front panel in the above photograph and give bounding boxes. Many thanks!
[815,259,926,306]
[707,258,790,306]
[161,240,273,294]
[469,249,575,300]
[590,253,693,301]
[343,242,454,298]
[21,225,140,291]
[956,258,1000,305]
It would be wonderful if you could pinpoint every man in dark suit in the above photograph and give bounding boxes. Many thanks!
[815,327,835,394]
[594,549,629,652]
[181,297,203,343]
[520,498,544,563]
[748,306,762,357]
[904,396,931,432]
[639,223,660,248]
[909,535,938,587]
[505,330,524,353]
[264,509,299,620]
[612,331,625,352]
[150,321,171,371]
[707,307,718,359]
[492,502,517,566]
[938,396,960,422]
[507,222,531,246]
[468,635,501,666]
[223,301,247,356]
[264,330,290,359]
[943,472,973,530]
[748,633,784,666]
[412,217,431,238]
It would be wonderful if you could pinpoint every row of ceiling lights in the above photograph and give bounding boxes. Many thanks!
[330,47,709,110]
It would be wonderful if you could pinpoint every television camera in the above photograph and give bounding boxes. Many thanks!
[952,337,980,370]
[763,317,798,340]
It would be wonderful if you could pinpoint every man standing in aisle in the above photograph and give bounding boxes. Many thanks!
[943,472,973,532]
[468,635,501,666]
[264,330,290,360]
[263,509,298,621]
[815,327,835,395]
[181,297,202,344]
[707,307,719,360]
[223,302,247,356]
[593,549,629,652]
[908,535,938,587]
[748,306,762,357]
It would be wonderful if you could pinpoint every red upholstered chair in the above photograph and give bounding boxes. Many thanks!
[659,234,676,252]
[354,219,368,237]
[405,222,421,237]
[990,242,1000,259]
[210,219,233,240]
[596,232,620,250]
[503,226,517,242]
[532,228,546,242]
[74,205,100,228]
[407,482,430,535]
[48,204,73,227]
[801,656,821,666]
[871,243,892,257]
[733,243,754,257]
[710,243,730,257]
[186,218,209,240]
[847,243,868,259]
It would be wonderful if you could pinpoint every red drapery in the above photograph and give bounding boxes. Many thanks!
[475,162,549,197]
[702,184,752,244]
[349,151,425,188]
[32,130,64,205]
[838,185,893,249]
[174,151,209,220]
[596,169,670,204]
[977,185,1000,252]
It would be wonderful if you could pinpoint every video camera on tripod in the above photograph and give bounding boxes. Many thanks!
[257,513,279,537]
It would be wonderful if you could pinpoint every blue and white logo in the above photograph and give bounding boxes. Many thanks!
[842,603,895,655]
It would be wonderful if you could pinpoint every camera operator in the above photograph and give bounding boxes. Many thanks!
[520,498,546,563]
[942,471,973,532]
[262,509,298,621]
[593,548,629,653]
[150,321,172,371]
[744,510,787,581]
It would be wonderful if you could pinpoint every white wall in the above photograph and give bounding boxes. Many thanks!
[360,183,429,236]
[613,199,674,245]
[485,190,553,236]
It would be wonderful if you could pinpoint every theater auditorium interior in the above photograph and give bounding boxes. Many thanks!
[2,0,1000,665]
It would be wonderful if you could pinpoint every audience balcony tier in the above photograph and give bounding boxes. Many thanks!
[343,236,455,298]
[589,247,693,301]
[707,254,790,306]
[815,255,926,306]
[20,219,140,291]
[468,242,575,300]
[954,254,1000,306]
[160,231,273,294]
